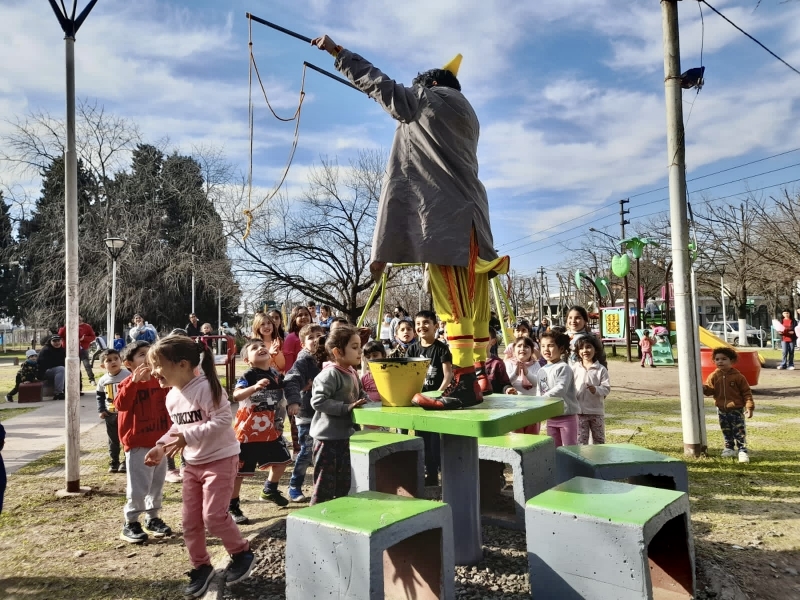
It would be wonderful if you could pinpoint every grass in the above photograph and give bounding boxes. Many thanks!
[0,407,36,421]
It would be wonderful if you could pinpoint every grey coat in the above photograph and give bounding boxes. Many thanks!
[335,50,498,267]
[309,364,368,441]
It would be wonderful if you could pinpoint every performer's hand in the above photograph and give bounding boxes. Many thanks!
[311,35,338,54]
[287,403,299,417]
[370,261,387,281]
[746,408,753,418]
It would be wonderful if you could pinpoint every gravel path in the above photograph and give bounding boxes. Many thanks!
[222,520,532,600]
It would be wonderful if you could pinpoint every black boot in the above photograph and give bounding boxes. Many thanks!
[412,366,483,410]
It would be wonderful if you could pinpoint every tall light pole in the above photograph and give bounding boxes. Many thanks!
[48,0,98,497]
[104,237,127,346]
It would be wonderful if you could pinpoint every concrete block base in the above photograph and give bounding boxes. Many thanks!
[556,443,689,493]
[350,430,425,498]
[526,477,694,600]
[286,491,454,600]
[478,433,555,530]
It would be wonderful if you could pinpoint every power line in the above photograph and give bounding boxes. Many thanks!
[496,146,800,250]
[699,0,800,78]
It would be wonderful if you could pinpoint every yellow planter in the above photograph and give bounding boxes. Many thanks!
[369,357,431,407]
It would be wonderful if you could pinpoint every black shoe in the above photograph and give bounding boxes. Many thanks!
[143,517,172,538]
[54,393,65,400]
[120,521,148,544]
[441,366,483,408]
[108,464,119,473]
[259,488,289,507]
[412,394,463,410]
[225,548,255,585]
[117,462,126,473]
[184,564,215,598]
[229,499,249,525]
[5,394,12,403]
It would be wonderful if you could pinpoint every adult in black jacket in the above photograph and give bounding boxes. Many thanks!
[185,313,201,337]
[37,335,66,399]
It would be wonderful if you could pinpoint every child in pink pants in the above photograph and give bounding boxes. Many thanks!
[145,336,254,598]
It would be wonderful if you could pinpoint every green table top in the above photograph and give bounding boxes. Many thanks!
[559,443,683,465]
[291,491,444,534]
[353,394,564,438]
[526,476,685,525]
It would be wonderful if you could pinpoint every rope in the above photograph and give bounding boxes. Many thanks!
[243,15,308,241]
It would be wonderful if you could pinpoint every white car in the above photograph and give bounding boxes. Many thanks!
[706,321,764,346]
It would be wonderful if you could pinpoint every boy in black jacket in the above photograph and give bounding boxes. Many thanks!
[284,324,325,502]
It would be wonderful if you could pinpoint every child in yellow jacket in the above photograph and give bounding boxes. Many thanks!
[702,348,754,463]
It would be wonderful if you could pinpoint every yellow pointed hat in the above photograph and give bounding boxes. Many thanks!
[442,54,462,77]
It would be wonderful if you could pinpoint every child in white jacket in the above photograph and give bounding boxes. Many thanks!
[571,336,611,444]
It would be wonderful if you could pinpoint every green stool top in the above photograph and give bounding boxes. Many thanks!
[290,491,443,534]
[349,430,419,454]
[558,443,682,466]
[478,432,552,450]
[526,476,685,526]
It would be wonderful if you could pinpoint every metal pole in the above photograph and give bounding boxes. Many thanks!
[218,288,223,355]
[110,258,117,345]
[191,217,196,314]
[64,35,82,493]
[721,275,727,339]
[538,267,544,325]
[620,199,632,362]
[662,0,706,456]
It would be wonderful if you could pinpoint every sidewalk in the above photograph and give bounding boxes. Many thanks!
[1,395,102,474]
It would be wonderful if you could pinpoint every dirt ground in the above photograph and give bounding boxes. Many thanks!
[608,357,800,600]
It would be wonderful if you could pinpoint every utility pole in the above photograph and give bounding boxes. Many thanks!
[538,266,545,324]
[48,0,98,497]
[620,199,632,362]
[662,0,707,456]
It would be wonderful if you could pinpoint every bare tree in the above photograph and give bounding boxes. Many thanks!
[225,150,387,322]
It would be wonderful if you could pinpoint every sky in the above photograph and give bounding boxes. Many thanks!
[1,0,799,284]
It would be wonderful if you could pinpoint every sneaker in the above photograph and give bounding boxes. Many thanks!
[259,488,289,507]
[228,499,249,524]
[640,364,645,368]
[738,450,750,463]
[720,448,737,458]
[790,366,796,370]
[777,365,785,370]
[165,469,183,483]
[288,487,307,503]
[89,380,96,386]
[54,393,65,400]
[120,521,148,544]
[440,365,483,408]
[650,364,656,368]
[117,462,126,473]
[184,564,214,598]
[143,517,173,538]
[5,394,12,403]
[225,548,255,585]
[108,464,120,473]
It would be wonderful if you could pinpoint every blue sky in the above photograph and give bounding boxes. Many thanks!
[1,0,800,283]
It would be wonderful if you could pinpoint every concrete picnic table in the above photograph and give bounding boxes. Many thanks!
[353,393,564,566]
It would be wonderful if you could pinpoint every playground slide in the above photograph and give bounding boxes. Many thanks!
[698,326,765,365]
[697,326,733,350]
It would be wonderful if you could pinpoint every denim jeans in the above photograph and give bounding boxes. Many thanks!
[289,423,313,489]
[780,341,795,368]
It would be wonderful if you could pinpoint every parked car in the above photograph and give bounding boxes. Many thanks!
[706,321,764,346]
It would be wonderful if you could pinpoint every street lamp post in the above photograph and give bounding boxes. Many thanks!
[104,237,127,346]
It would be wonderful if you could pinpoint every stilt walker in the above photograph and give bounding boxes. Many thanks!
[311,36,510,408]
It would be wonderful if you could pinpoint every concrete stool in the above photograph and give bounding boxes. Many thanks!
[17,382,43,403]
[286,490,454,600]
[557,443,689,493]
[350,430,425,498]
[478,433,555,530]
[526,477,694,600]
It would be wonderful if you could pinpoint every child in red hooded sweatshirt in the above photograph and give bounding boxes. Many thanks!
[114,340,173,544]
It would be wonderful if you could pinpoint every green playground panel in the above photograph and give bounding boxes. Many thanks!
[478,432,552,450]
[526,476,685,526]
[353,394,564,438]
[636,328,675,365]
[559,443,682,466]
[291,491,443,534]
[349,430,418,454]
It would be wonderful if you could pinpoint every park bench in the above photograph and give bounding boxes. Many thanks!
[478,433,555,530]
[556,443,689,493]
[350,430,425,498]
[286,490,454,600]
[526,476,694,599]
[0,356,19,366]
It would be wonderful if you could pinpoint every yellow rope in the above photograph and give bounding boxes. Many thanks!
[243,15,307,241]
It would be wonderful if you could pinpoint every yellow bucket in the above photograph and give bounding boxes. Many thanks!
[369,357,431,407]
